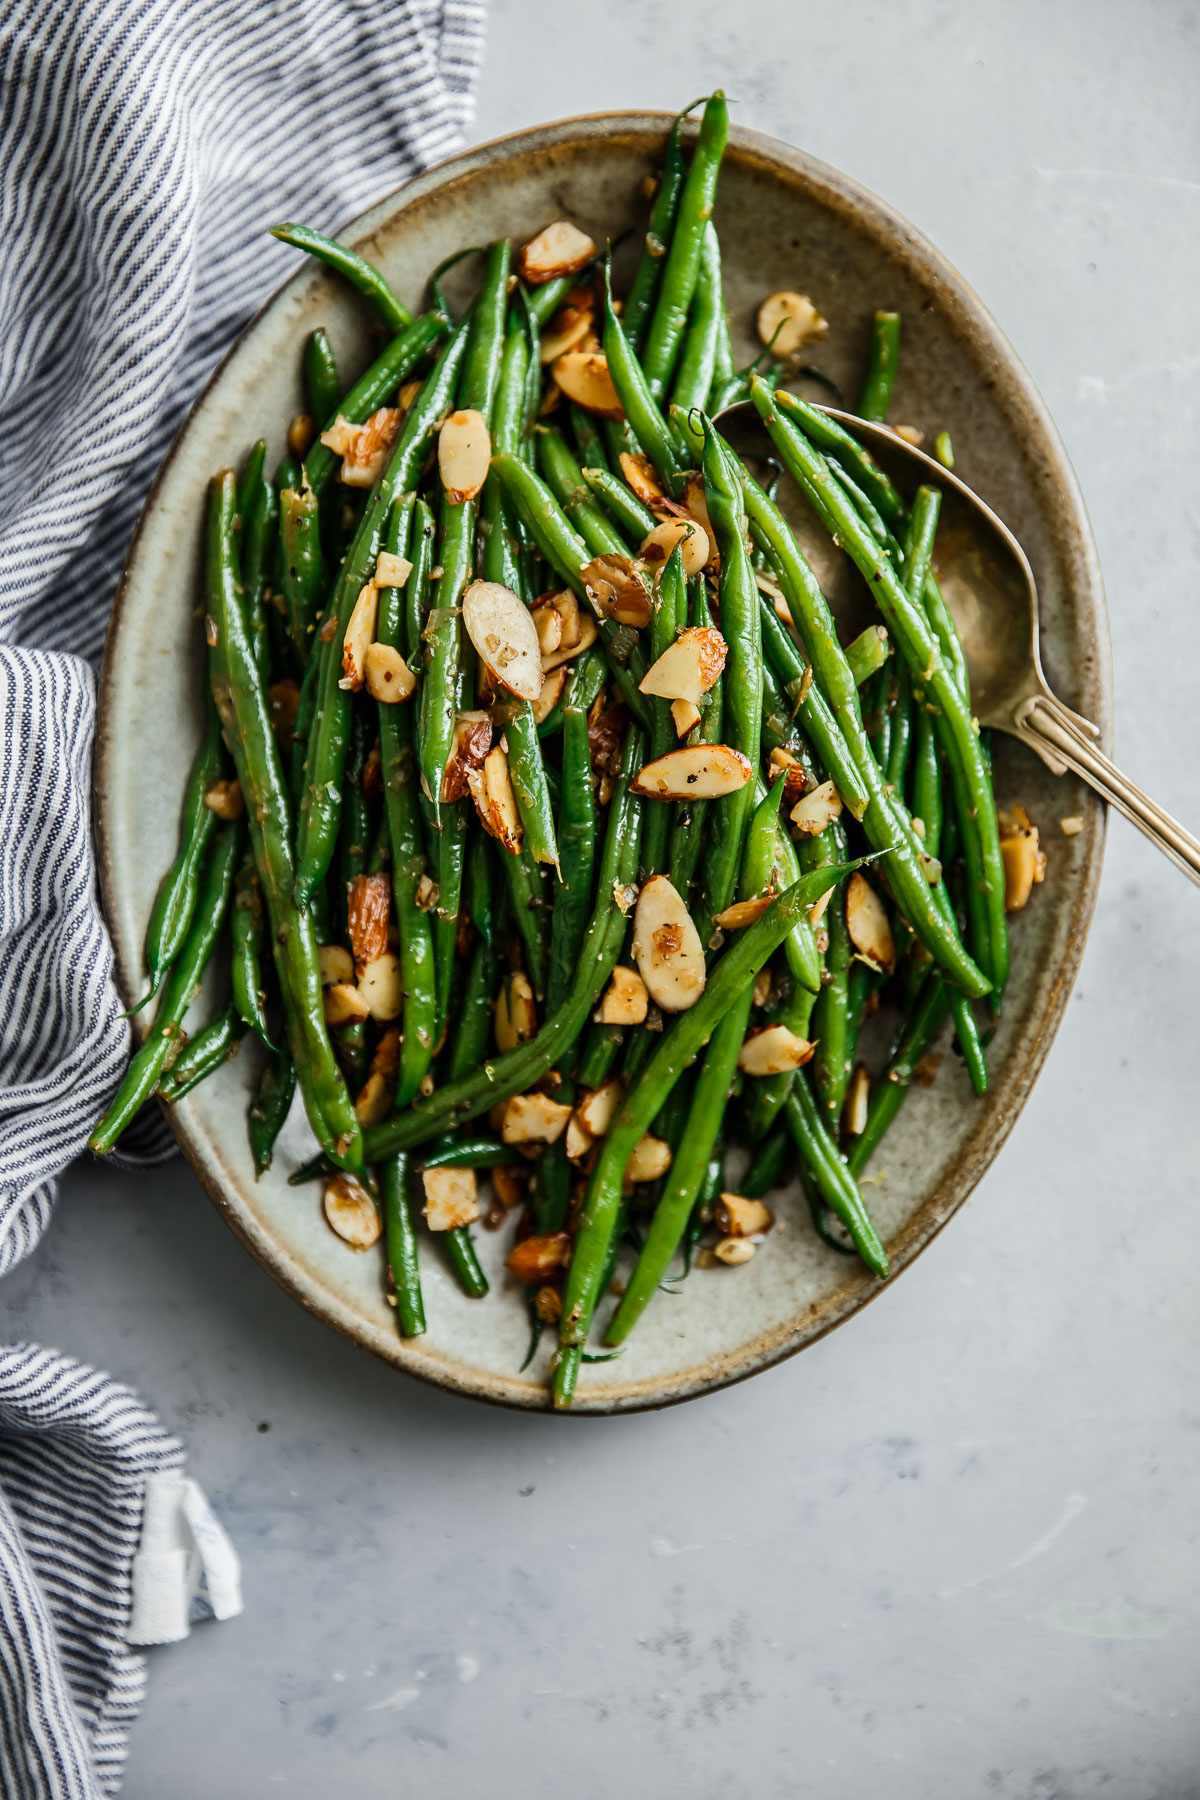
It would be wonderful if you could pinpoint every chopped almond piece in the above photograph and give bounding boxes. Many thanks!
[495,971,537,1053]
[422,1166,480,1232]
[595,964,649,1026]
[325,407,403,487]
[317,944,354,987]
[638,625,727,704]
[467,745,523,854]
[565,1112,593,1162]
[539,301,595,362]
[632,875,706,1012]
[535,1285,563,1322]
[843,1062,871,1137]
[632,743,753,801]
[517,220,596,284]
[203,778,244,820]
[553,350,623,418]
[619,452,667,507]
[738,1024,814,1076]
[893,424,924,447]
[339,581,378,691]
[625,1136,672,1184]
[501,1092,573,1145]
[506,1231,573,1283]
[845,871,896,974]
[414,874,439,912]
[347,871,391,974]
[580,553,652,628]
[462,580,543,703]
[364,641,416,703]
[491,1166,526,1209]
[671,699,701,738]
[757,291,829,356]
[1059,815,1083,837]
[324,1175,381,1249]
[576,1078,623,1138]
[531,666,567,725]
[790,778,843,835]
[375,551,412,589]
[638,518,710,581]
[753,968,773,1009]
[769,746,807,804]
[715,894,775,930]
[323,982,371,1027]
[371,1027,401,1081]
[541,612,598,670]
[999,805,1046,910]
[530,599,564,657]
[442,710,493,802]
[714,1237,757,1266]
[716,1193,773,1237]
[357,952,403,1022]
[355,1070,393,1126]
[438,409,491,504]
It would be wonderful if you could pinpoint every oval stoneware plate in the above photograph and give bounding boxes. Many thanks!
[95,112,1110,1412]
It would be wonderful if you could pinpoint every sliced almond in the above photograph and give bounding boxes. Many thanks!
[619,452,667,507]
[438,409,491,505]
[738,1024,814,1076]
[769,746,807,805]
[501,1092,573,1145]
[347,871,391,975]
[531,666,567,725]
[323,981,371,1027]
[595,964,649,1026]
[356,952,403,1022]
[462,580,543,703]
[326,407,403,487]
[671,698,701,738]
[632,874,706,1013]
[356,1070,394,1126]
[541,611,598,670]
[638,519,710,582]
[638,626,727,704]
[789,778,843,836]
[757,291,829,357]
[495,971,537,1053]
[506,1231,573,1283]
[553,350,623,419]
[317,944,354,987]
[339,582,379,691]
[442,709,493,803]
[517,220,596,285]
[364,641,416,703]
[530,599,564,657]
[556,588,583,650]
[845,871,896,974]
[753,967,773,1009]
[323,1175,381,1249]
[631,743,753,801]
[422,1166,480,1232]
[714,894,775,930]
[713,1237,757,1266]
[203,778,244,820]
[716,1193,774,1237]
[539,302,595,363]
[467,745,523,854]
[580,553,652,629]
[375,551,412,589]
[679,473,717,568]
[576,1077,623,1139]
[625,1135,672,1184]
[844,1062,871,1137]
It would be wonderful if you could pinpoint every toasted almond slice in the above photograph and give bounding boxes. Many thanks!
[317,945,354,987]
[809,884,835,926]
[415,873,439,913]
[203,778,244,820]
[631,743,753,801]
[375,551,413,589]
[638,518,710,581]
[638,626,727,704]
[595,964,649,1025]
[530,599,563,657]
[319,415,358,457]
[632,874,706,1013]
[355,1070,393,1126]
[580,553,652,629]
[715,894,775,930]
[324,1175,381,1248]
[347,871,391,975]
[893,424,924,447]
[540,303,595,362]
[339,581,379,691]
[625,1135,672,1184]
[790,778,843,836]
[501,1092,573,1145]
[714,1237,757,1266]
[518,220,596,284]
[671,698,701,738]
[438,409,491,504]
[844,1062,871,1137]
[565,1112,593,1162]
[323,981,371,1026]
[422,1166,480,1231]
[576,1077,623,1138]
[365,641,416,704]
[755,570,786,605]
[555,588,583,649]
[467,745,523,854]
[679,472,717,566]
[541,612,598,670]
[531,666,567,725]
[495,971,537,1053]
[357,952,403,1022]
[753,967,773,1009]
[442,709,493,803]
[553,350,623,418]
[619,452,667,507]
[716,1193,774,1237]
[757,291,829,356]
[738,1024,815,1076]
[462,580,543,703]
[769,746,807,805]
[999,828,1042,911]
[845,871,896,974]
[330,407,403,487]
[506,1230,573,1283]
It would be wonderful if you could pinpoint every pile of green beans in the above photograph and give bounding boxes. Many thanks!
[92,91,1020,1409]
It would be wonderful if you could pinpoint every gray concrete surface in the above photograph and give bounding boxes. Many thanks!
[6,2,1200,1793]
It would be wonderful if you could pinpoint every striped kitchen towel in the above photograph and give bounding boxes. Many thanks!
[0,0,485,1792]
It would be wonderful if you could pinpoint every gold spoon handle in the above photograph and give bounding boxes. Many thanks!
[1015,694,1200,886]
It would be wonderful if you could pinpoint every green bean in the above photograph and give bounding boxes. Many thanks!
[740,1121,790,1198]
[774,392,905,529]
[783,1077,887,1277]
[134,687,224,1008]
[755,592,871,817]
[293,313,472,906]
[158,1002,245,1102]
[431,934,494,1297]
[949,989,989,1096]
[601,264,686,489]
[503,842,549,999]
[466,829,497,955]
[640,543,686,879]
[230,854,273,1045]
[249,1049,296,1176]
[811,829,853,1122]
[846,976,950,1177]
[420,1135,510,1171]
[580,465,656,543]
[667,578,722,901]
[380,1151,426,1337]
[857,310,901,423]
[303,328,341,423]
[568,402,610,474]
[885,659,913,789]
[279,486,325,665]
[935,430,955,470]
[537,425,629,557]
[237,441,266,521]
[240,466,278,684]
[302,311,449,496]
[622,106,688,352]
[910,712,942,855]
[546,647,604,1017]
[558,855,863,1401]
[90,823,241,1152]
[204,471,363,1169]
[336,708,370,940]
[670,223,722,416]
[640,93,728,403]
[846,624,890,691]
[525,275,574,328]
[270,222,414,332]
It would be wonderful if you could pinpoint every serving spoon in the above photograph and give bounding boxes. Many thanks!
[719,401,1200,885]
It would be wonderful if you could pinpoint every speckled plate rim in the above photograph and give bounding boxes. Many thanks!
[95,111,1111,1414]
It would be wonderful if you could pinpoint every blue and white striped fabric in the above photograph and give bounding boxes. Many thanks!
[0,0,485,1791]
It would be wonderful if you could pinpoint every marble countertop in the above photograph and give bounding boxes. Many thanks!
[6,3,1200,1793]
